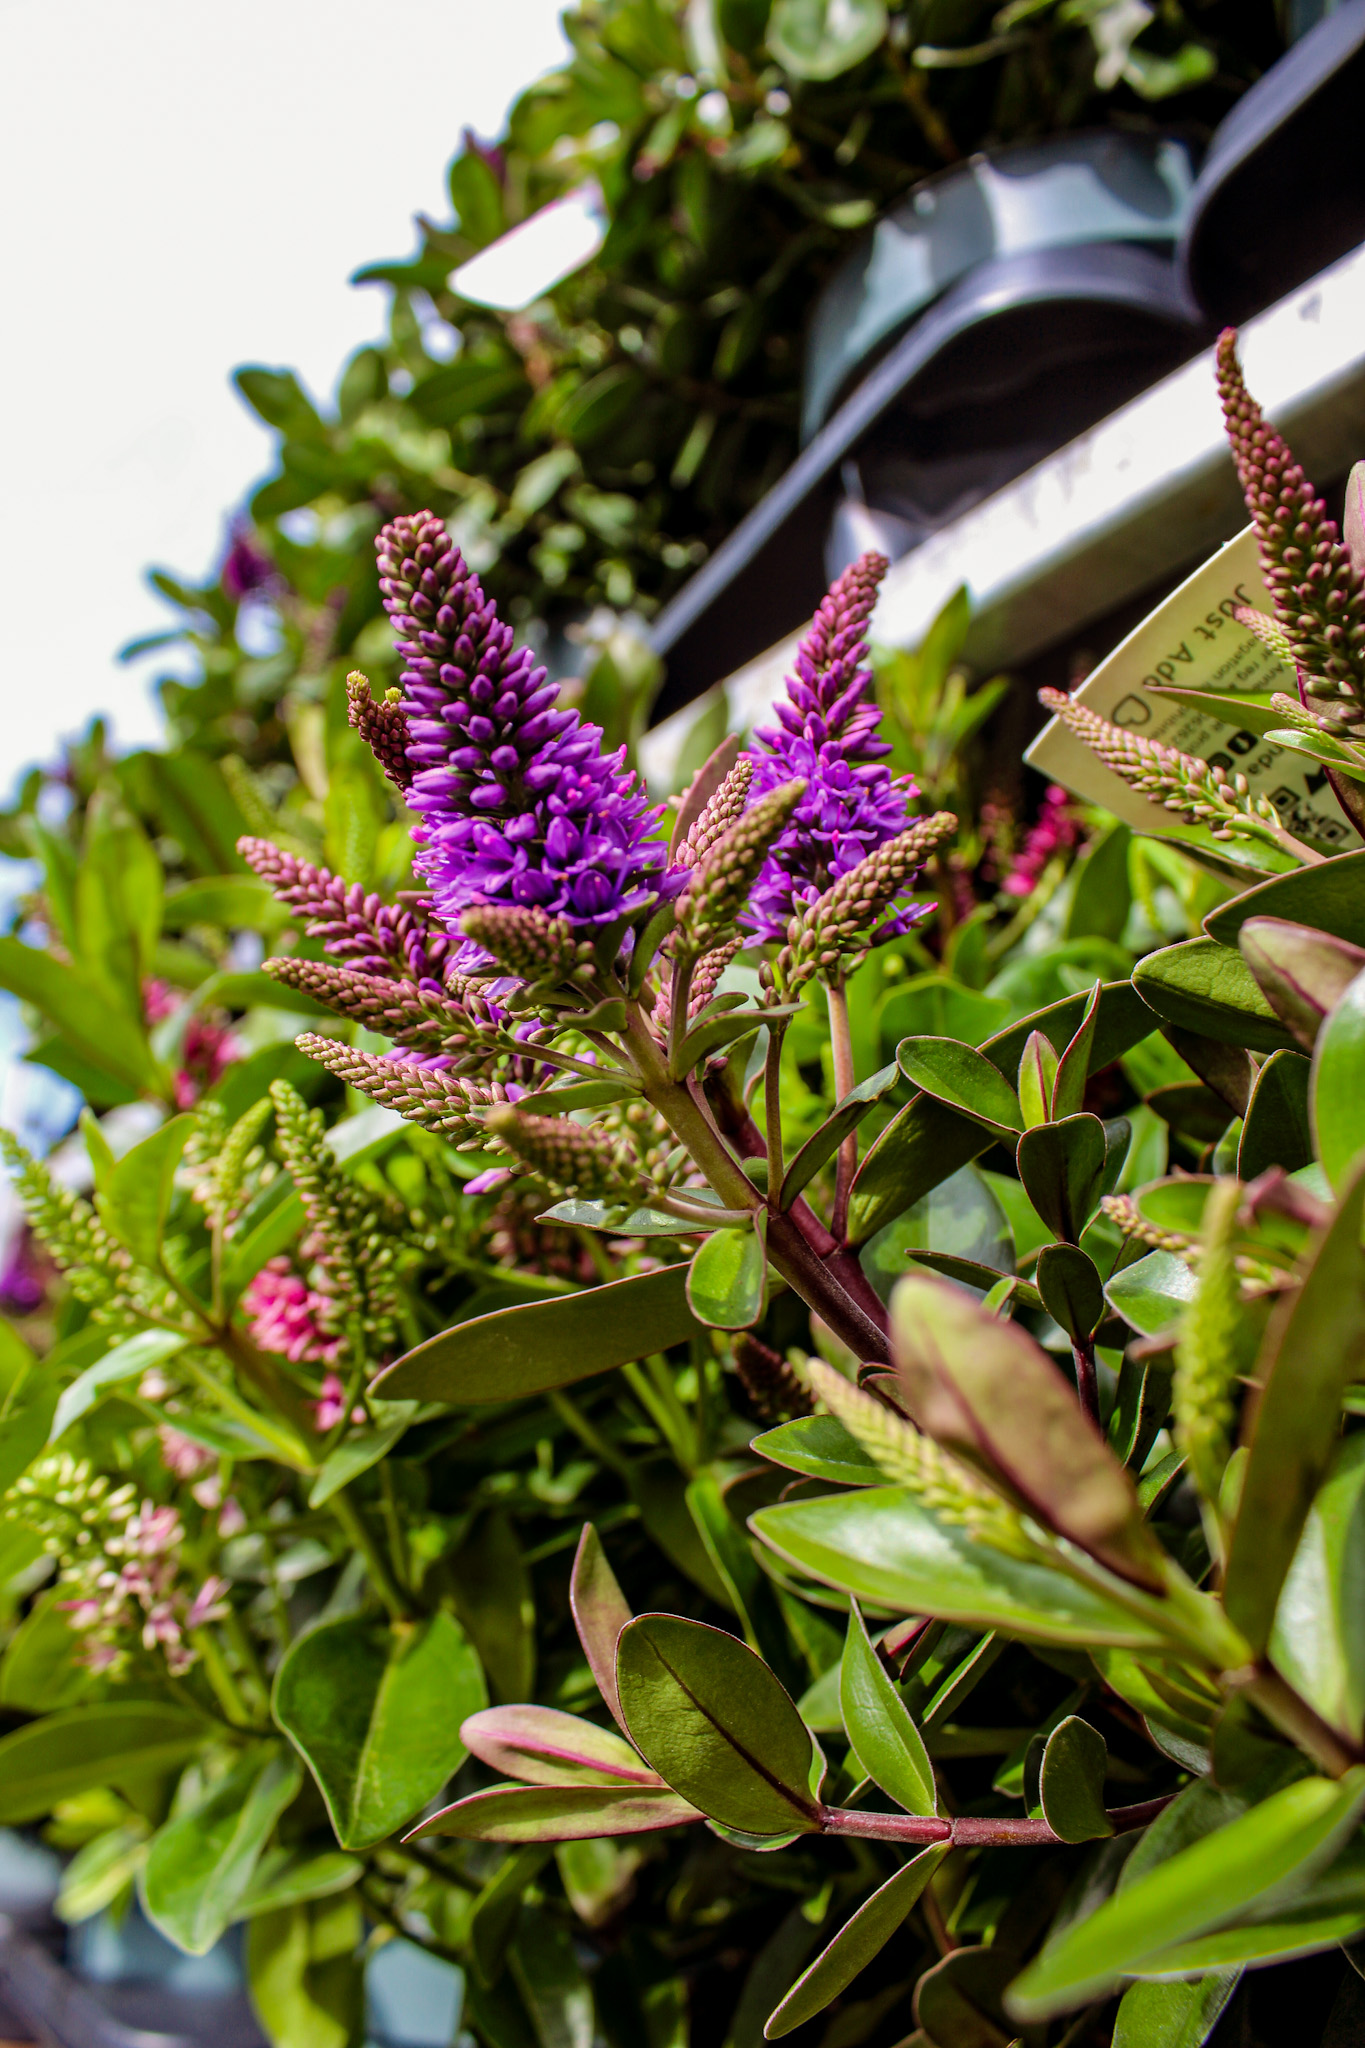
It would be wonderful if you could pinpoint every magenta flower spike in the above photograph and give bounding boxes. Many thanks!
[376,512,676,934]
[743,552,921,940]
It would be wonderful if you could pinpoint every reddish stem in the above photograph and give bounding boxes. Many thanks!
[820,1794,1171,1848]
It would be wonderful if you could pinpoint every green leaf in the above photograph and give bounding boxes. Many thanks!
[461,1704,657,1787]
[307,1406,416,1508]
[763,1846,948,2039]
[1237,1048,1312,1179]
[839,1605,936,1815]
[1015,1114,1108,1243]
[1239,917,1365,1050]
[752,1414,882,1488]
[1204,847,1365,949]
[142,1746,302,1954]
[99,1114,197,1269]
[615,1614,820,1835]
[0,1350,57,1492]
[1051,978,1103,1119]
[245,1894,364,2048]
[234,1847,361,1920]
[374,1263,702,1403]
[1133,938,1302,1054]
[1312,965,1365,1189]
[1270,1433,1365,1744]
[889,1274,1158,1583]
[409,1782,702,1843]
[1035,1243,1104,1344]
[1066,825,1133,945]
[687,1220,767,1330]
[780,1064,900,1208]
[0,937,160,1090]
[850,984,1154,1244]
[1016,1030,1059,1129]
[916,1947,1016,2047]
[272,1612,486,1849]
[752,1488,1170,1649]
[1112,1973,1242,2048]
[0,1590,97,1710]
[0,1703,207,1822]
[767,0,887,78]
[1223,1157,1365,1656]
[895,1038,1023,1139]
[1006,1769,1365,2021]
[161,876,281,930]
[50,1327,190,1443]
[450,1510,536,1703]
[538,1196,717,1238]
[1037,1716,1112,1843]
[569,1524,633,1731]
[1104,1250,1197,1337]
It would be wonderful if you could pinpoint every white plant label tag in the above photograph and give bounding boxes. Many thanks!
[1025,525,1361,850]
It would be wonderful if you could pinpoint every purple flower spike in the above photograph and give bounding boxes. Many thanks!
[376,513,676,933]
[744,553,917,941]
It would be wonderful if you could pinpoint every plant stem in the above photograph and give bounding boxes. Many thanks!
[820,1794,1171,1847]
[331,1488,411,1622]
[826,978,857,1241]
[549,1387,632,1479]
[191,1626,255,1727]
[765,1022,787,1198]
[1231,1664,1365,1778]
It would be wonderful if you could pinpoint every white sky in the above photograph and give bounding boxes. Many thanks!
[0,0,571,796]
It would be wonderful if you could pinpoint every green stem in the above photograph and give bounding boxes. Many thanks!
[1232,1664,1365,1778]
[379,1461,410,1590]
[826,979,857,1241]
[331,1489,411,1622]
[191,1627,255,1727]
[764,1022,787,1199]
[622,1357,696,1473]
[549,1387,632,1480]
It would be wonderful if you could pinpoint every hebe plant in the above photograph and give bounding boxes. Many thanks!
[9,326,1365,2048]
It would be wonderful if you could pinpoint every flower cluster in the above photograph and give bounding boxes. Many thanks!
[8,1456,227,1678]
[745,552,918,939]
[242,1256,342,1365]
[1000,783,1083,898]
[142,981,240,1109]
[376,512,675,935]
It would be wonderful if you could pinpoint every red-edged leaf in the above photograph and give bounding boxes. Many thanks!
[570,1524,633,1732]
[405,1782,703,1843]
[461,1706,660,1788]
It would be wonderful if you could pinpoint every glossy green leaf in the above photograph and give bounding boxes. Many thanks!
[245,1894,364,2048]
[914,1946,1015,2046]
[234,1847,361,1920]
[461,1705,658,1787]
[1016,1030,1058,1128]
[374,1263,702,1403]
[860,1163,1014,1306]
[1066,825,1133,944]
[896,1038,1023,1139]
[780,1064,900,1208]
[1038,1715,1112,1842]
[1113,1972,1242,2048]
[851,984,1154,1244]
[752,1488,1170,1649]
[142,1746,302,1954]
[1312,965,1365,1188]
[840,1605,936,1816]
[687,1220,767,1330]
[1205,847,1365,949]
[763,1846,948,2039]
[1051,978,1103,1119]
[1104,1250,1196,1337]
[539,1194,721,1237]
[307,1405,416,1508]
[767,0,886,78]
[616,1615,820,1835]
[273,1612,486,1849]
[0,1703,207,1822]
[450,1509,536,1702]
[1015,1113,1107,1243]
[97,1113,196,1270]
[0,1348,57,1492]
[410,1782,702,1843]
[1224,1158,1365,1655]
[1007,1769,1365,2021]
[50,1327,190,1443]
[752,1414,882,1488]
[891,1272,1158,1583]
[1035,1243,1104,1343]
[1239,917,1365,1050]
[0,937,160,1090]
[1270,1433,1365,1743]
[1133,938,1300,1054]
[1237,1048,1312,1179]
